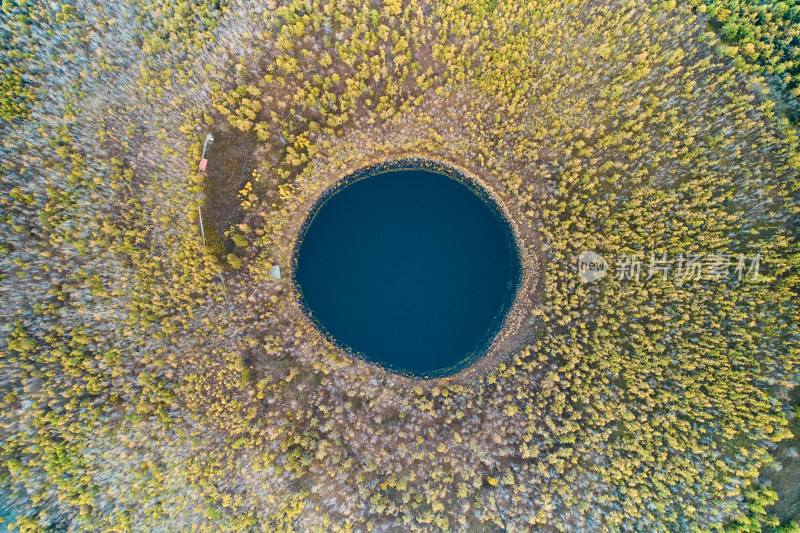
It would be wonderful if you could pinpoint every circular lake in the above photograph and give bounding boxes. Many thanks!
[293,163,521,378]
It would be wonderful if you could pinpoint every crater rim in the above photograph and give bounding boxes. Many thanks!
[289,156,528,380]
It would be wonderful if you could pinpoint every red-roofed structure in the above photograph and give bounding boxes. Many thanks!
[198,133,214,171]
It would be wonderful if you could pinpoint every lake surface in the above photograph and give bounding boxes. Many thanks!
[293,163,521,378]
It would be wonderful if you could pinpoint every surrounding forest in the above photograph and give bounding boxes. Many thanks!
[1,0,799,530]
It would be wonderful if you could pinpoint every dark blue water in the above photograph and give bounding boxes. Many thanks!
[293,166,521,377]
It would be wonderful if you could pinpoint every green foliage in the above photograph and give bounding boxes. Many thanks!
[0,70,35,122]
[225,253,242,270]
[230,232,247,248]
[725,486,800,532]
[132,0,228,99]
[694,0,800,107]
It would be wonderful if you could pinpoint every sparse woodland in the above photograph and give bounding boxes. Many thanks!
[1,0,799,531]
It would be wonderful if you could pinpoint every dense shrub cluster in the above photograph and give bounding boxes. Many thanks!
[693,0,800,106]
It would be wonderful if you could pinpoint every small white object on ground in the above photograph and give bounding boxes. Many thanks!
[269,265,281,280]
